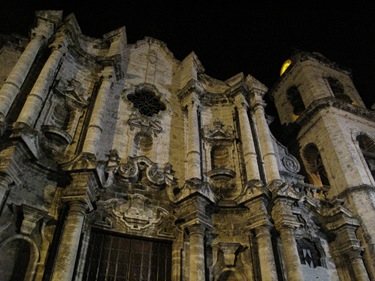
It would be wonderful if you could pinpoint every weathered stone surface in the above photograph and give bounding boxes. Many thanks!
[0,10,374,281]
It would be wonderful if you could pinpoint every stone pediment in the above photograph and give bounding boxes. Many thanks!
[54,79,89,107]
[203,119,235,141]
[131,36,179,65]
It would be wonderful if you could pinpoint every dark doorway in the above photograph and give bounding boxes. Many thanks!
[83,229,172,281]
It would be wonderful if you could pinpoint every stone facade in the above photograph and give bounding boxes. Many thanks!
[0,10,374,281]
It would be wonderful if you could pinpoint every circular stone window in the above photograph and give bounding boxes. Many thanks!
[127,85,166,117]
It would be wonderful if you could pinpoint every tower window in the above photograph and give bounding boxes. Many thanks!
[303,144,330,188]
[357,134,375,179]
[327,77,352,103]
[287,86,305,115]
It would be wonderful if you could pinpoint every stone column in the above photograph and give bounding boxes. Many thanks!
[51,201,86,281]
[278,226,304,281]
[186,98,201,179]
[15,39,67,128]
[0,35,46,123]
[332,224,371,281]
[237,101,260,182]
[0,10,61,126]
[349,250,371,281]
[272,197,303,281]
[188,224,206,281]
[254,225,278,281]
[246,197,277,281]
[82,66,114,156]
[252,99,280,183]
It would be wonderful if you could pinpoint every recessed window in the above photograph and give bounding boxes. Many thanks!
[357,134,375,179]
[287,86,305,115]
[127,88,166,117]
[297,238,321,268]
[303,144,330,188]
[327,77,352,103]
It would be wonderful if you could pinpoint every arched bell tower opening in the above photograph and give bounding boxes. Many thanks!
[302,144,330,188]
[357,134,375,180]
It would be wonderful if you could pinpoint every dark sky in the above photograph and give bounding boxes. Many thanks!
[1,1,375,113]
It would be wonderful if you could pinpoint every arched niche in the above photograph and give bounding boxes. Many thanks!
[0,235,39,281]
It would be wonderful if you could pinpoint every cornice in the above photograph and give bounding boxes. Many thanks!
[296,98,375,128]
[177,79,205,102]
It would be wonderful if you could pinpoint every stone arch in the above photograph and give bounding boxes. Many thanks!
[327,76,352,103]
[287,85,305,116]
[302,143,330,188]
[0,234,39,281]
[356,133,375,179]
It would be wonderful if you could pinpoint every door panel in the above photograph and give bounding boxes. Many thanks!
[83,229,172,281]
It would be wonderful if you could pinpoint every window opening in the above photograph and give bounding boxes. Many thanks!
[297,238,321,268]
[287,86,305,115]
[327,77,352,103]
[357,134,375,179]
[127,89,166,117]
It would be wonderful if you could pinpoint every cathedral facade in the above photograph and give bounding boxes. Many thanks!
[0,10,374,281]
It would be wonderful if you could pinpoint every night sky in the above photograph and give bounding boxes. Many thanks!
[1,1,374,116]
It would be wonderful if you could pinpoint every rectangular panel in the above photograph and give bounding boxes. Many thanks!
[83,229,172,281]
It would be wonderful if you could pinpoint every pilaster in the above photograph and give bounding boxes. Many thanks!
[188,224,206,280]
[82,66,114,156]
[245,197,277,281]
[236,97,260,183]
[272,197,304,281]
[15,36,68,128]
[50,200,88,281]
[50,172,95,281]
[251,92,280,183]
[186,96,202,180]
[0,11,61,134]
[325,214,371,281]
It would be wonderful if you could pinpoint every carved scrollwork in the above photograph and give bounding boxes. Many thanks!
[118,158,138,179]
[94,195,171,232]
[115,156,176,189]
[282,155,300,173]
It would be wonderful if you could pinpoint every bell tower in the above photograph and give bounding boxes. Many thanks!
[270,50,375,279]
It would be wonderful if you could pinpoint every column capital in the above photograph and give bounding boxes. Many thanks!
[31,11,62,41]
[0,173,13,188]
[100,66,115,81]
[254,224,273,237]
[67,200,90,216]
[186,96,200,109]
[346,246,365,260]
[49,35,69,54]
[188,224,206,236]
[237,101,249,110]
[252,100,267,110]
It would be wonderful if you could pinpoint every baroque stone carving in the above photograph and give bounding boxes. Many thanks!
[282,155,300,173]
[116,156,176,189]
[112,194,168,230]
